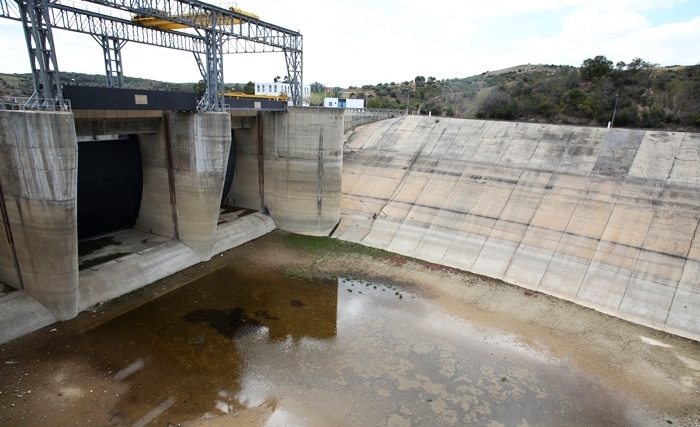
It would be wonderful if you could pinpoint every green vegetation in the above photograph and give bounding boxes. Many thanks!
[187,334,205,345]
[350,57,700,130]
[0,71,253,97]
[4,54,698,131]
[281,233,390,258]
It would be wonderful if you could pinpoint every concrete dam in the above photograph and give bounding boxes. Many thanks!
[336,116,700,342]
[1,107,698,344]
[0,106,394,343]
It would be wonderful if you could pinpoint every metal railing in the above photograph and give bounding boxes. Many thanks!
[344,108,407,115]
[0,97,72,112]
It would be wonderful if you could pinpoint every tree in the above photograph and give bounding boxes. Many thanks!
[367,97,383,108]
[273,75,281,83]
[233,83,244,92]
[309,92,325,106]
[415,75,426,85]
[193,79,206,96]
[310,81,325,93]
[243,81,255,94]
[580,55,613,81]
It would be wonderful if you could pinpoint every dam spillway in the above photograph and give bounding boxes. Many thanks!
[0,106,395,343]
[336,116,700,341]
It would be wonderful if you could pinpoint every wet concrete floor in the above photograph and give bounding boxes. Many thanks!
[0,260,666,426]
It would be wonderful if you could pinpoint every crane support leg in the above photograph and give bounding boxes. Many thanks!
[198,18,224,111]
[94,35,127,88]
[284,47,303,106]
[19,0,63,105]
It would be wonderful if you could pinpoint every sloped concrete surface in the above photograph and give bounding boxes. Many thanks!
[210,212,276,255]
[337,116,700,341]
[78,239,200,311]
[0,291,57,344]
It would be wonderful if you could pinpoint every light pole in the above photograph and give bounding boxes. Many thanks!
[610,93,619,128]
[406,91,410,115]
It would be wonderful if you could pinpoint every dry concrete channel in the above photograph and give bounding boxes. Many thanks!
[1,110,700,426]
[338,116,700,342]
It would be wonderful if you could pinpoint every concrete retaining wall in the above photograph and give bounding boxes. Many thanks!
[337,116,700,341]
[344,109,404,132]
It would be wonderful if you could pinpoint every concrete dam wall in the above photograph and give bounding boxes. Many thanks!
[336,116,700,341]
[0,106,373,343]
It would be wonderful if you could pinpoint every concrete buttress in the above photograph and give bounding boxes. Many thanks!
[263,107,344,235]
[0,111,78,321]
[135,112,232,261]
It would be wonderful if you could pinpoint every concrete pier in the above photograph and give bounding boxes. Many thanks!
[227,107,345,235]
[0,111,78,321]
[337,116,700,341]
[135,112,232,262]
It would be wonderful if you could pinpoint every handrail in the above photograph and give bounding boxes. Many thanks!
[0,97,72,112]
[344,108,407,114]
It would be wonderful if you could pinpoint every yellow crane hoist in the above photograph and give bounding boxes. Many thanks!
[224,92,288,102]
[132,2,259,30]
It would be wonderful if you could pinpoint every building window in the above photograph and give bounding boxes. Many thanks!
[274,85,277,92]
[269,85,272,92]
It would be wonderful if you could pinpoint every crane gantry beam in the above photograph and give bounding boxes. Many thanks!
[81,0,302,51]
[0,0,304,109]
[0,0,206,52]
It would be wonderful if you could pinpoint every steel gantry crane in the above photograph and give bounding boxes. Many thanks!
[0,0,304,110]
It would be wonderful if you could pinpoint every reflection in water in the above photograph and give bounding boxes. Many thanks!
[61,262,338,426]
[184,307,264,339]
[11,261,660,427]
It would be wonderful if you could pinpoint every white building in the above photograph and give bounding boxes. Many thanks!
[324,98,364,108]
[255,82,310,106]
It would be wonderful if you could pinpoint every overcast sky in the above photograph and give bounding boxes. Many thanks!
[0,0,698,87]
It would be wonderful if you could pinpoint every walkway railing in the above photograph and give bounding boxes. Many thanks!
[344,108,407,115]
[0,97,72,112]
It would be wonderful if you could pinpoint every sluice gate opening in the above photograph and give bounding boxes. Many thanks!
[77,135,143,241]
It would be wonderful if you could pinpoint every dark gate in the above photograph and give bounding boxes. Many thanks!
[77,135,143,240]
[221,130,236,205]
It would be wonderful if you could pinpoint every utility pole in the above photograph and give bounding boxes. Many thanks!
[610,93,619,128]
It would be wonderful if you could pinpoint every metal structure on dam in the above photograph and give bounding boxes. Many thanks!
[0,0,303,108]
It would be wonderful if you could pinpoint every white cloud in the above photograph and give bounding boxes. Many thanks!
[0,0,697,88]
[395,0,687,18]
[557,7,650,42]
[510,8,700,67]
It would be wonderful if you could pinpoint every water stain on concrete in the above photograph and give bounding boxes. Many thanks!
[78,252,129,270]
[0,283,15,295]
[78,235,121,257]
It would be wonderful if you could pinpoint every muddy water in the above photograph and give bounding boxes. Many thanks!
[1,261,663,426]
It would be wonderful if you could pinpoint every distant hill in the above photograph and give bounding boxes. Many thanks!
[347,59,700,131]
[0,72,197,97]
[3,57,699,131]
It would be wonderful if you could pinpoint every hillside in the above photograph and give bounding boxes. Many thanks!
[0,72,198,97]
[346,58,700,131]
[3,56,699,131]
